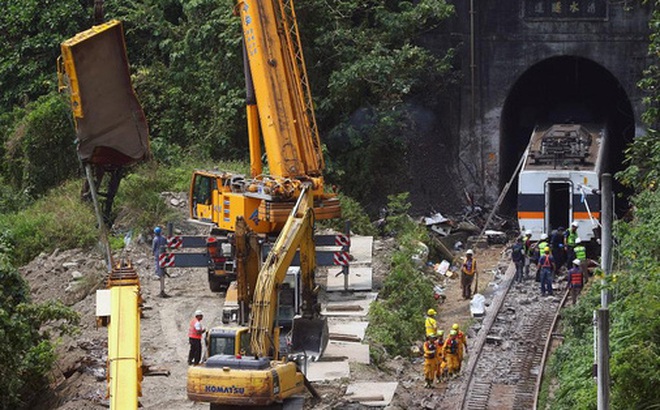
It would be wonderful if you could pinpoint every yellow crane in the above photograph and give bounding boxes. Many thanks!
[189,0,340,235]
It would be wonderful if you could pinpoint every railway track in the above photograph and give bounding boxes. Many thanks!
[458,263,569,410]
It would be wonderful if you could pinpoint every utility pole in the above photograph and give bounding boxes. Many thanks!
[597,173,612,410]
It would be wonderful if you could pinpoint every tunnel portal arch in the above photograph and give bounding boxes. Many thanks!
[499,55,635,212]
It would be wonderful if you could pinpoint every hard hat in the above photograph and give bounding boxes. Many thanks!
[544,246,550,253]
[525,230,532,236]
[571,221,579,228]
[575,237,582,244]
[540,233,548,240]
[573,259,581,266]
[438,330,444,336]
[154,226,162,234]
[427,308,437,316]
[450,329,457,336]
[429,333,437,338]
[466,249,474,255]
[194,310,203,317]
[452,323,459,330]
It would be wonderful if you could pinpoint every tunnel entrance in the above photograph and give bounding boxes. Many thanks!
[499,56,635,214]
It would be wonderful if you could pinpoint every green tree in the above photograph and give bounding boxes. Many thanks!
[0,0,92,111]
[4,93,78,198]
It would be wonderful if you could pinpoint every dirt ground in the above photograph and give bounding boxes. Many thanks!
[20,194,511,410]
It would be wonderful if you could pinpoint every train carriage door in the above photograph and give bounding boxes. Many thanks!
[545,181,572,232]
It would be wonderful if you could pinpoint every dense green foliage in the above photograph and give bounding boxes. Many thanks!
[0,0,455,216]
[0,240,79,409]
[545,2,660,408]
[366,193,435,360]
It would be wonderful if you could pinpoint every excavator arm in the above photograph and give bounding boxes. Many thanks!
[248,186,326,357]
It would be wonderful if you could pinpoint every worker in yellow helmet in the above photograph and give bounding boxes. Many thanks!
[443,329,461,377]
[423,333,438,388]
[425,308,438,337]
[452,323,469,370]
[434,330,447,383]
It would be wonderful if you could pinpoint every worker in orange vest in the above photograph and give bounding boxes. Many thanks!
[452,323,469,370]
[567,258,585,305]
[443,329,461,377]
[423,334,439,388]
[434,330,447,383]
[188,310,206,365]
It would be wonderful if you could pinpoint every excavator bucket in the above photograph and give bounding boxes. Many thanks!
[291,316,329,359]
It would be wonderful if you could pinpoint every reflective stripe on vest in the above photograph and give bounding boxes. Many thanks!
[189,318,202,339]
[570,269,583,285]
[575,246,586,260]
[541,255,552,268]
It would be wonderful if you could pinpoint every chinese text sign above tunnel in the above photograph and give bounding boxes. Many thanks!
[524,0,607,20]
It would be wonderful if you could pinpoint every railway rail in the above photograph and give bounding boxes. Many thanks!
[457,263,569,410]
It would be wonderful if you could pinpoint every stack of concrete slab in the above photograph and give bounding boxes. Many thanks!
[307,235,376,380]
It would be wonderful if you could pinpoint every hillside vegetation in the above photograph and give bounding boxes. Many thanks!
[0,1,659,409]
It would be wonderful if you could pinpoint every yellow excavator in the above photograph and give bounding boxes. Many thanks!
[187,187,327,407]
[189,0,340,236]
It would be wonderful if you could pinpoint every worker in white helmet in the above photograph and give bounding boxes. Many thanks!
[188,310,206,365]
[461,249,477,299]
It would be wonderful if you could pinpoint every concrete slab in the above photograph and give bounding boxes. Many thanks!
[345,382,398,406]
[328,321,369,341]
[326,266,372,291]
[304,360,350,382]
[322,292,378,317]
[323,340,370,364]
[349,236,373,266]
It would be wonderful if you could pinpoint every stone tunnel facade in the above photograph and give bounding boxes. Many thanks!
[444,0,651,209]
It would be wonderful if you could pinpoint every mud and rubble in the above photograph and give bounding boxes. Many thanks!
[20,192,532,410]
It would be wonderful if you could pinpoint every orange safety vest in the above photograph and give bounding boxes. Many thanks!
[569,269,583,286]
[540,255,552,268]
[189,318,203,339]
[462,259,477,276]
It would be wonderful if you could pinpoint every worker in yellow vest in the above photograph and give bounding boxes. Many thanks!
[425,308,438,337]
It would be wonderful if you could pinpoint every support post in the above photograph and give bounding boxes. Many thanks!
[85,164,112,272]
[597,308,610,409]
[597,173,612,410]
[343,220,351,292]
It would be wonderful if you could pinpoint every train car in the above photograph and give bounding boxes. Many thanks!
[517,124,605,242]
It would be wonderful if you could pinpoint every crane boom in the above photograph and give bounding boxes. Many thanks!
[238,0,323,178]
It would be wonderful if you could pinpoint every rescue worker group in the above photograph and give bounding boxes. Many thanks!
[421,222,592,387]
[423,313,467,388]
